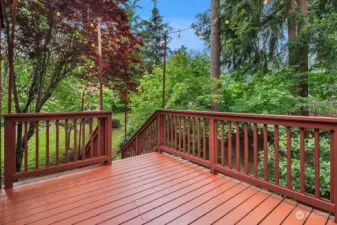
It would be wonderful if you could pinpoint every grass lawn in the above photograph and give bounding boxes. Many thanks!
[0,113,126,182]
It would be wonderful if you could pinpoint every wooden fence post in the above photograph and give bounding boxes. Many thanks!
[4,119,16,189]
[209,118,216,174]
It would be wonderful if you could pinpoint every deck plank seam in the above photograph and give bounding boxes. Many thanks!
[0,155,171,201]
[209,189,263,225]
[0,166,207,222]
[0,156,191,206]
[31,170,216,224]
[158,183,250,225]
[234,192,273,224]
[94,175,227,225]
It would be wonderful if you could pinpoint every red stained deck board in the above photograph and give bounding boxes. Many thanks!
[81,175,229,225]
[260,199,297,225]
[0,152,336,225]
[190,186,260,225]
[165,183,249,225]
[282,204,313,225]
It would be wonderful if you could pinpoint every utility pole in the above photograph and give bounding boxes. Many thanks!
[211,0,221,112]
[162,34,167,109]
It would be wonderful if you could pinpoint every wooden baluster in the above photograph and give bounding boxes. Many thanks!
[24,121,28,172]
[89,119,93,158]
[56,120,60,165]
[171,116,174,149]
[198,118,201,158]
[330,130,335,203]
[244,123,249,175]
[188,117,191,155]
[236,122,240,172]
[264,124,268,181]
[36,121,39,169]
[221,121,225,167]
[148,124,151,151]
[192,118,195,156]
[183,118,186,153]
[163,116,166,146]
[228,122,232,169]
[314,129,320,198]
[74,119,77,161]
[253,123,258,178]
[333,129,337,222]
[214,121,218,164]
[274,125,279,185]
[209,118,215,174]
[81,119,85,160]
[167,116,170,147]
[179,117,181,151]
[287,127,292,189]
[300,128,305,193]
[151,122,154,150]
[97,119,101,157]
[175,116,178,150]
[145,128,148,153]
[65,119,69,163]
[202,119,203,160]
[154,122,157,149]
[46,121,50,168]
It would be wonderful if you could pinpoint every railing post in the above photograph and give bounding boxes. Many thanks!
[157,113,162,153]
[334,128,337,223]
[4,118,16,189]
[106,114,112,165]
[209,118,216,174]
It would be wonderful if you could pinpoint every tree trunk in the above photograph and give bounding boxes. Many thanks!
[298,0,309,116]
[288,0,296,66]
[211,0,221,112]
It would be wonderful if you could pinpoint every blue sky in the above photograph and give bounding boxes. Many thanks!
[136,0,210,51]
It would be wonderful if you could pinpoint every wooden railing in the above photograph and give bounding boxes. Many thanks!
[120,112,158,158]
[3,111,112,189]
[121,109,337,220]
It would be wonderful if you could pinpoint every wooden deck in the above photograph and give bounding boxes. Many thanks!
[0,152,336,225]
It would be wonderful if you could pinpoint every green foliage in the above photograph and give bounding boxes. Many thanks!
[222,69,302,114]
[129,49,211,129]
[258,131,331,198]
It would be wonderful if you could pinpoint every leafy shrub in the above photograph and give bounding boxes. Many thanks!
[258,131,331,199]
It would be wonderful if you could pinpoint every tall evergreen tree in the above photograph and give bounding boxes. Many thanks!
[142,0,171,69]
[211,0,221,111]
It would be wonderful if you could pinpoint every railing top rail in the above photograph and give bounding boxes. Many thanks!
[3,111,112,121]
[158,109,337,125]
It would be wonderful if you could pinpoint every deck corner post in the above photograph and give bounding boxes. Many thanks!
[157,113,163,153]
[209,118,216,175]
[334,128,337,222]
[4,118,16,189]
[106,114,112,165]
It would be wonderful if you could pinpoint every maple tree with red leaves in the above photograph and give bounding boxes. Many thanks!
[2,0,143,171]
